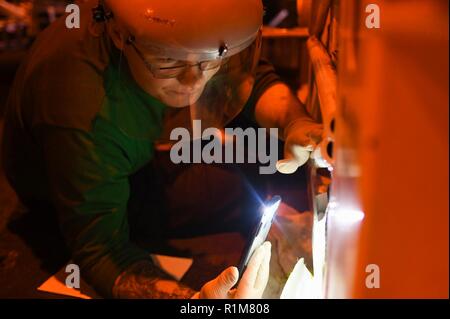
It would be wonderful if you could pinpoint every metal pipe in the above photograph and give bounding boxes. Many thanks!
[307,35,337,166]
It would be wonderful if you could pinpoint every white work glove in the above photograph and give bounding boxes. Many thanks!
[191,241,272,299]
[276,118,323,174]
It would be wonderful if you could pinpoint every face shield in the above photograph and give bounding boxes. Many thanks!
[189,32,262,131]
[105,0,264,138]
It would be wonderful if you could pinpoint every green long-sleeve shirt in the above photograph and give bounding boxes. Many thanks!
[2,2,281,297]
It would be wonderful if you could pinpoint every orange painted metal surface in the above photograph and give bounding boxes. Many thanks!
[326,0,448,298]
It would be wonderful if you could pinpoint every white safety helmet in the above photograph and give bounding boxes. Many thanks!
[103,0,264,131]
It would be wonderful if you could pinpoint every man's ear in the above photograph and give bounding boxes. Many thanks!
[106,20,126,50]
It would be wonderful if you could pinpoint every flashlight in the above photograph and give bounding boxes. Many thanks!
[261,195,281,224]
[237,195,282,279]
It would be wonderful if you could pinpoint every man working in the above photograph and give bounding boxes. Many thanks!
[2,0,322,298]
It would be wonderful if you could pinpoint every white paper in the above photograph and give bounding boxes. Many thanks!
[151,254,193,281]
[280,258,319,299]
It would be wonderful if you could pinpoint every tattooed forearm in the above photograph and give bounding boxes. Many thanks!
[112,260,196,299]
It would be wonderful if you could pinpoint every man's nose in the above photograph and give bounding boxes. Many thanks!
[177,64,204,87]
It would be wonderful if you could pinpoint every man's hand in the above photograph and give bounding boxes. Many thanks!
[234,241,271,299]
[254,82,323,174]
[192,241,272,299]
[276,118,323,174]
